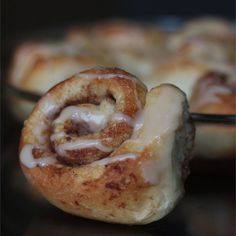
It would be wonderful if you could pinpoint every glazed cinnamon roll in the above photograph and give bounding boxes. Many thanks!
[19,68,194,224]
[190,71,236,158]
[190,71,236,113]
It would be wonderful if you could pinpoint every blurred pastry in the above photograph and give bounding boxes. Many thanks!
[168,18,235,55]
[67,20,168,77]
[9,41,112,94]
[191,71,236,158]
[8,40,113,121]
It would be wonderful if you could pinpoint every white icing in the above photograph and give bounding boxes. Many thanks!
[111,112,134,126]
[91,153,138,166]
[40,96,58,117]
[113,86,185,187]
[32,97,58,144]
[55,139,113,156]
[193,83,231,109]
[131,87,183,144]
[132,111,144,132]
[53,106,134,138]
[140,160,159,184]
[50,131,67,141]
[33,121,48,144]
[20,144,56,168]
[53,106,109,133]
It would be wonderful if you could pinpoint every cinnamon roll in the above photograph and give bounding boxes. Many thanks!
[168,18,234,50]
[90,20,167,78]
[19,68,194,224]
[68,20,166,52]
[190,71,236,158]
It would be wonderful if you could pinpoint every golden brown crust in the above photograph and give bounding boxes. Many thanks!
[21,153,151,224]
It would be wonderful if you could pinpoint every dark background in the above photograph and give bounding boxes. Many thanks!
[2,0,236,34]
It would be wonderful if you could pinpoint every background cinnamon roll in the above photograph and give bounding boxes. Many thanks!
[67,20,168,78]
[167,17,235,64]
[9,41,112,94]
[190,72,236,158]
[143,54,236,158]
[19,67,194,224]
[8,40,113,121]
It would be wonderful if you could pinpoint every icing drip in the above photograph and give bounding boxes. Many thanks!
[51,105,140,159]
[132,88,182,144]
[110,112,134,126]
[20,144,56,168]
[55,139,113,156]
[33,121,48,144]
[91,153,138,166]
[40,96,58,117]
[140,160,159,184]
[53,106,109,133]
[53,105,135,135]
[50,132,67,141]
[132,111,144,132]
